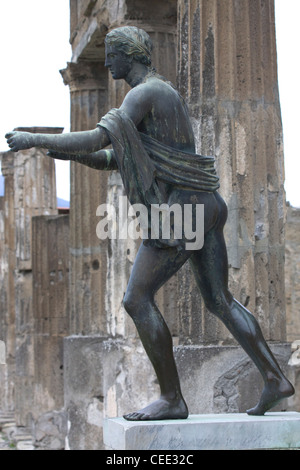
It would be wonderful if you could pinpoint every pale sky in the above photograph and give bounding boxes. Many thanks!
[0,0,71,201]
[0,0,299,207]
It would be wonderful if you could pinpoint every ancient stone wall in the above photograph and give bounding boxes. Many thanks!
[31,214,69,448]
[0,129,70,448]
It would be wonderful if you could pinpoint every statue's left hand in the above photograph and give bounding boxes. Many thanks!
[5,131,35,152]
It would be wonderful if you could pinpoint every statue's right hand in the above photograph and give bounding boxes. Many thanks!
[5,131,35,152]
[47,150,70,161]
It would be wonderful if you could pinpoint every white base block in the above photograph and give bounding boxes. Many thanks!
[104,412,300,450]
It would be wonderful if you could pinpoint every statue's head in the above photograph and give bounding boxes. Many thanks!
[105,26,153,77]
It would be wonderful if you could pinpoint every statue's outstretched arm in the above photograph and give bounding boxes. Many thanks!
[5,126,110,155]
[47,148,118,171]
[5,76,153,156]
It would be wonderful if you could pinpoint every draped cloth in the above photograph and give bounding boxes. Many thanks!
[98,108,220,248]
[99,108,219,205]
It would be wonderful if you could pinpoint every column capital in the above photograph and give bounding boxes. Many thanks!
[60,61,107,92]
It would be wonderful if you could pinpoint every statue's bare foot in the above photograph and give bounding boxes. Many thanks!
[123,396,188,421]
[247,376,295,416]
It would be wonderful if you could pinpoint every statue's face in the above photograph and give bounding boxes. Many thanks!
[105,44,132,80]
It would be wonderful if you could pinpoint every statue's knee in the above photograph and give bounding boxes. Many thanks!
[123,294,133,316]
[123,290,152,318]
[123,291,140,317]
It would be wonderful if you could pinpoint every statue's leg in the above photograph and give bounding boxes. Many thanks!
[189,194,294,415]
[123,242,191,421]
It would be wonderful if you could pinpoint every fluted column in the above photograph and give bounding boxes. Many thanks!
[61,61,110,335]
[32,214,69,422]
[0,153,15,412]
[177,0,286,343]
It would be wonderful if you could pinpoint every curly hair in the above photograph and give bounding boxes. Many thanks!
[105,26,153,66]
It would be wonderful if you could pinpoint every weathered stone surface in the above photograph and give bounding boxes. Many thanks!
[0,134,60,426]
[177,0,286,343]
[69,0,177,64]
[284,205,300,412]
[104,412,300,450]
[0,154,17,413]
[288,340,300,412]
[0,340,9,413]
[63,336,293,449]
[285,205,300,342]
[63,335,159,450]
[175,343,292,414]
[0,341,5,365]
[31,215,69,429]
[34,410,67,450]
[0,128,71,446]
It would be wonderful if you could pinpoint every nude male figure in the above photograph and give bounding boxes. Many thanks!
[6,26,294,421]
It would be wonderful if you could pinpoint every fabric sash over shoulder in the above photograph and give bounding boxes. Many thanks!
[98,108,220,210]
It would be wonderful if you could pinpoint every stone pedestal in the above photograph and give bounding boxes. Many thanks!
[63,335,292,449]
[104,412,300,450]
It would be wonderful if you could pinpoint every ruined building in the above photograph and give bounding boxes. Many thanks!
[0,0,299,450]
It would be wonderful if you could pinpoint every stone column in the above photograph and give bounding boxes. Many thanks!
[285,205,300,412]
[177,0,286,343]
[0,196,6,409]
[31,214,69,450]
[1,129,59,426]
[0,154,15,412]
[285,206,300,342]
[174,0,291,413]
[60,62,110,336]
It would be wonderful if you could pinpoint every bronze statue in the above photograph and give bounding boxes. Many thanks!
[6,26,294,421]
